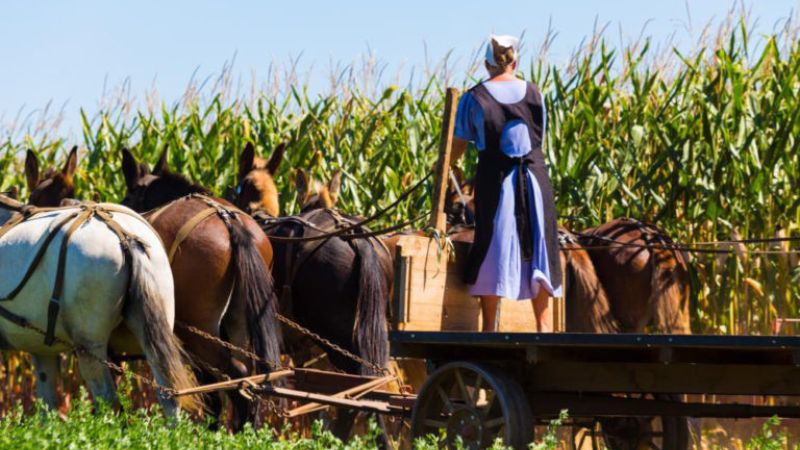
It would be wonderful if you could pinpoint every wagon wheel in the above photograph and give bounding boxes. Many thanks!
[599,394,691,450]
[410,362,532,450]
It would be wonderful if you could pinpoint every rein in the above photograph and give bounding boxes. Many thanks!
[252,170,433,244]
[0,202,149,345]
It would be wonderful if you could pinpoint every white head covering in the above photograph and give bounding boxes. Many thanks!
[485,34,519,67]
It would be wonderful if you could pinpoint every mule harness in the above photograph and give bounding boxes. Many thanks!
[0,201,151,346]
[146,193,247,264]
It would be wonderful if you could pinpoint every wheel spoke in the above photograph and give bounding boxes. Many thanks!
[436,386,455,413]
[454,368,470,402]
[423,419,447,429]
[485,416,507,429]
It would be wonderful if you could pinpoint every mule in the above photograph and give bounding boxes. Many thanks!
[235,144,393,439]
[235,143,392,375]
[24,146,78,207]
[578,219,691,334]
[27,147,281,430]
[444,170,691,334]
[121,146,283,430]
[0,193,199,415]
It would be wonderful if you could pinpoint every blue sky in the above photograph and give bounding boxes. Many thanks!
[1,0,797,135]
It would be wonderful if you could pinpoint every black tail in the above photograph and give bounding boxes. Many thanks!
[228,221,282,373]
[352,238,389,375]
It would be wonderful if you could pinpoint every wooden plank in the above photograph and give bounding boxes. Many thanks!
[286,375,395,417]
[263,386,407,416]
[429,87,460,232]
[174,370,294,397]
[395,234,543,332]
[529,392,800,419]
[526,361,800,396]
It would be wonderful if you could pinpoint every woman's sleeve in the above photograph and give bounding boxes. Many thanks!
[454,92,477,142]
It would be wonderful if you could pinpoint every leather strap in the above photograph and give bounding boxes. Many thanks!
[1,210,83,302]
[167,207,217,263]
[164,194,242,263]
[45,207,95,345]
[146,203,170,225]
[0,212,29,241]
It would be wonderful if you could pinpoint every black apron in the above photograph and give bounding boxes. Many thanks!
[463,82,562,294]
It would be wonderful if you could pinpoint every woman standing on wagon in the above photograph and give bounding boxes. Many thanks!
[452,35,562,332]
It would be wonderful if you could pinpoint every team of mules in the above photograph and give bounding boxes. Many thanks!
[2,144,691,441]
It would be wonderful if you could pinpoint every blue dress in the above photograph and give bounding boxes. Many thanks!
[454,79,561,300]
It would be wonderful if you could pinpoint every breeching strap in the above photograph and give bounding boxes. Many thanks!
[0,202,147,346]
[168,207,218,263]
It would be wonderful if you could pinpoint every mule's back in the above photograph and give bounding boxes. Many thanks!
[0,205,171,353]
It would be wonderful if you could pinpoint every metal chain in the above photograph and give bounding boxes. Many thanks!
[14,318,179,398]
[275,313,391,377]
[175,323,287,372]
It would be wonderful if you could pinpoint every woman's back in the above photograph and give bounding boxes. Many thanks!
[455,78,543,158]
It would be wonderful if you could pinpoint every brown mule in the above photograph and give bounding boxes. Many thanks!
[24,147,78,207]
[26,147,281,430]
[578,219,691,334]
[119,146,282,430]
[443,169,690,334]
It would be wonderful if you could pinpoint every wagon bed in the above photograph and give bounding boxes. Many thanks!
[392,331,800,414]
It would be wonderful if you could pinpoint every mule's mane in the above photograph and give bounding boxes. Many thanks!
[159,172,210,196]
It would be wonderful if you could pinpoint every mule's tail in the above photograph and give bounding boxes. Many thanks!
[561,236,621,333]
[353,238,389,375]
[650,245,693,334]
[125,245,202,415]
[228,221,282,373]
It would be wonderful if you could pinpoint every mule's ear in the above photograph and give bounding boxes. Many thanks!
[265,142,286,175]
[121,148,140,189]
[328,170,342,205]
[25,149,40,192]
[294,169,310,202]
[238,142,256,181]
[62,146,78,178]
[153,144,169,174]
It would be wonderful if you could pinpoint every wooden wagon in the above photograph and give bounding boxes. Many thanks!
[386,88,800,449]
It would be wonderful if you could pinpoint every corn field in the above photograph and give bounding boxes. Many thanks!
[1,16,800,411]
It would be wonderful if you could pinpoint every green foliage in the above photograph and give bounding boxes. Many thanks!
[746,416,789,450]
[529,409,567,450]
[3,16,800,334]
[0,393,576,449]
[0,390,382,450]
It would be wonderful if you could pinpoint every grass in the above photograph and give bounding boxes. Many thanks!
[0,396,794,449]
